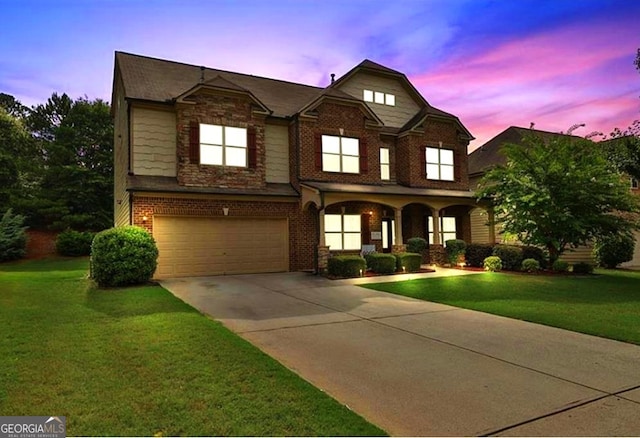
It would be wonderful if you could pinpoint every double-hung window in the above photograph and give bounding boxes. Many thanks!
[380,148,390,180]
[325,214,361,250]
[427,216,457,245]
[425,147,454,181]
[322,135,359,174]
[200,124,247,167]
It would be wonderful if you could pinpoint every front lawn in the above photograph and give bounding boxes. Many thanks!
[363,269,640,345]
[0,258,385,436]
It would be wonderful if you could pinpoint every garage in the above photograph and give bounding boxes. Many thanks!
[153,216,289,278]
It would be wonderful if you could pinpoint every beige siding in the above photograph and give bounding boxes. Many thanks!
[620,231,640,268]
[113,74,130,227]
[470,207,496,244]
[559,245,595,264]
[336,72,421,128]
[131,107,176,177]
[264,124,290,183]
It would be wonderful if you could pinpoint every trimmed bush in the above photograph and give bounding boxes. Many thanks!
[465,243,494,267]
[395,252,422,273]
[492,244,523,271]
[0,209,27,262]
[406,237,428,254]
[552,259,569,273]
[56,229,95,257]
[572,262,594,274]
[327,255,366,278]
[445,239,466,265]
[483,256,502,272]
[91,226,158,287]
[593,233,635,268]
[366,253,396,274]
[521,246,547,269]
[521,258,540,273]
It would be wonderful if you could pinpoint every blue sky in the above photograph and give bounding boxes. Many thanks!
[1,0,639,149]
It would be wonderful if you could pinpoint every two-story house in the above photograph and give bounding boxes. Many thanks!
[112,52,480,278]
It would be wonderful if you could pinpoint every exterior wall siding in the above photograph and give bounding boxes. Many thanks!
[336,72,422,128]
[113,74,131,227]
[264,123,290,183]
[131,106,177,177]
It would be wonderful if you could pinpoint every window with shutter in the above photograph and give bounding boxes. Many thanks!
[321,134,360,174]
[199,123,247,167]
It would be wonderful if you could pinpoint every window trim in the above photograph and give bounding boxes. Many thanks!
[321,134,360,174]
[380,147,390,180]
[324,213,362,251]
[199,123,248,167]
[425,147,454,181]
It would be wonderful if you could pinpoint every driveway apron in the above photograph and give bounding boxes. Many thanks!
[161,271,640,436]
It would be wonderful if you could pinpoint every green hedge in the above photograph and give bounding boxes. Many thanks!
[445,239,466,265]
[493,244,523,271]
[327,255,366,278]
[521,246,547,269]
[395,252,422,273]
[572,262,594,274]
[484,256,502,272]
[521,258,540,273]
[0,209,27,262]
[594,233,635,268]
[56,229,95,257]
[406,237,428,254]
[552,259,569,272]
[366,253,396,274]
[466,243,494,267]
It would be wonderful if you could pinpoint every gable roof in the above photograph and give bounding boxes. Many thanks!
[468,126,580,176]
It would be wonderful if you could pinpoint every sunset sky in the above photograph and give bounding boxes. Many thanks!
[1,0,639,150]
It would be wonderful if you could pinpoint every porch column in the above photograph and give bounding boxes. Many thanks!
[317,208,330,273]
[394,208,403,245]
[487,208,496,245]
[431,208,441,245]
[318,208,326,247]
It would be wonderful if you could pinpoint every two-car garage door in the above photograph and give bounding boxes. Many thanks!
[153,216,289,278]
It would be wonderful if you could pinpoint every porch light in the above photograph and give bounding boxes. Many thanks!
[142,215,148,223]
[368,210,373,215]
[402,266,406,273]
[359,269,363,277]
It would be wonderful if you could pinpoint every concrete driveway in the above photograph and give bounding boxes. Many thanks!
[161,270,640,436]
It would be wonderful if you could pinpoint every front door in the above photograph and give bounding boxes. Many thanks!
[381,218,395,253]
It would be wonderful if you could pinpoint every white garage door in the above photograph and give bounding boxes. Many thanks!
[153,216,289,278]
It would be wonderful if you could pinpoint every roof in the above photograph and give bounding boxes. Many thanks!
[468,126,579,176]
[301,181,477,199]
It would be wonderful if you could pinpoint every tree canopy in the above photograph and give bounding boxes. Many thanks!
[477,130,638,263]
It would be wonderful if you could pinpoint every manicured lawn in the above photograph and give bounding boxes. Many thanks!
[0,258,385,436]
[363,269,640,345]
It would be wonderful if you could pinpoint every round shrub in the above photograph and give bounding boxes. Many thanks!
[91,226,158,287]
[572,262,594,275]
[521,258,540,273]
[465,243,494,267]
[395,252,422,273]
[483,256,502,272]
[56,229,95,256]
[521,246,547,269]
[593,233,635,269]
[327,255,366,278]
[0,209,27,262]
[445,239,466,265]
[367,253,396,274]
[406,237,428,254]
[492,244,523,271]
[552,259,569,273]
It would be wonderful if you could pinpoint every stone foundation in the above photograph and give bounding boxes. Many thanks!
[317,245,330,273]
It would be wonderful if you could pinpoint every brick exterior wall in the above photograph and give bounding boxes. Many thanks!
[131,195,316,271]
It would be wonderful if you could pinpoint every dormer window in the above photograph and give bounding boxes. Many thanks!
[363,89,395,106]
[200,124,247,167]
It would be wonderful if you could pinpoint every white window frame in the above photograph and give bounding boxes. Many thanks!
[325,214,362,250]
[427,216,457,245]
[322,135,360,174]
[363,89,395,106]
[425,147,454,181]
[200,123,247,167]
[380,147,390,180]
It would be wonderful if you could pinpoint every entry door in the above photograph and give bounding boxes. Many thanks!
[381,218,395,253]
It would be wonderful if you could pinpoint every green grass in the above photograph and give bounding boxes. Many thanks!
[363,269,640,345]
[0,257,385,436]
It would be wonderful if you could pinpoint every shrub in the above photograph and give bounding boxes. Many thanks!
[465,243,494,267]
[445,239,466,265]
[366,253,396,274]
[521,258,540,273]
[91,226,159,287]
[552,259,569,273]
[406,237,428,254]
[483,256,502,272]
[593,233,635,268]
[521,246,547,269]
[56,229,95,257]
[492,244,523,271]
[0,209,28,262]
[327,255,366,278]
[572,262,594,274]
[395,252,422,273]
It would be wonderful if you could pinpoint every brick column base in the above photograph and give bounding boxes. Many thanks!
[392,244,407,253]
[317,245,330,273]
[429,244,447,266]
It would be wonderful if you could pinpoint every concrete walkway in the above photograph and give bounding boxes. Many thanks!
[161,269,640,436]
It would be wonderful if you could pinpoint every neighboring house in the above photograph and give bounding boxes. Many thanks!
[111,52,481,277]
[468,126,640,267]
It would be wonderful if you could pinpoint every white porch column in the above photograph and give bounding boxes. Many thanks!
[394,207,403,245]
[318,208,326,246]
[431,208,441,245]
[487,208,496,245]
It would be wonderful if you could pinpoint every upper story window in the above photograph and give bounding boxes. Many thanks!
[380,148,390,180]
[363,89,395,106]
[322,135,359,174]
[200,124,247,167]
[631,177,639,189]
[425,147,454,181]
[325,214,362,250]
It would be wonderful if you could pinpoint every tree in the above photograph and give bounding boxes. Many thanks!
[0,93,29,119]
[635,48,640,73]
[477,130,638,264]
[601,122,640,181]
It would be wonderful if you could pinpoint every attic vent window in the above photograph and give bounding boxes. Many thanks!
[363,89,395,106]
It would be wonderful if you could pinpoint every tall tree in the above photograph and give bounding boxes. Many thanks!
[478,130,638,263]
